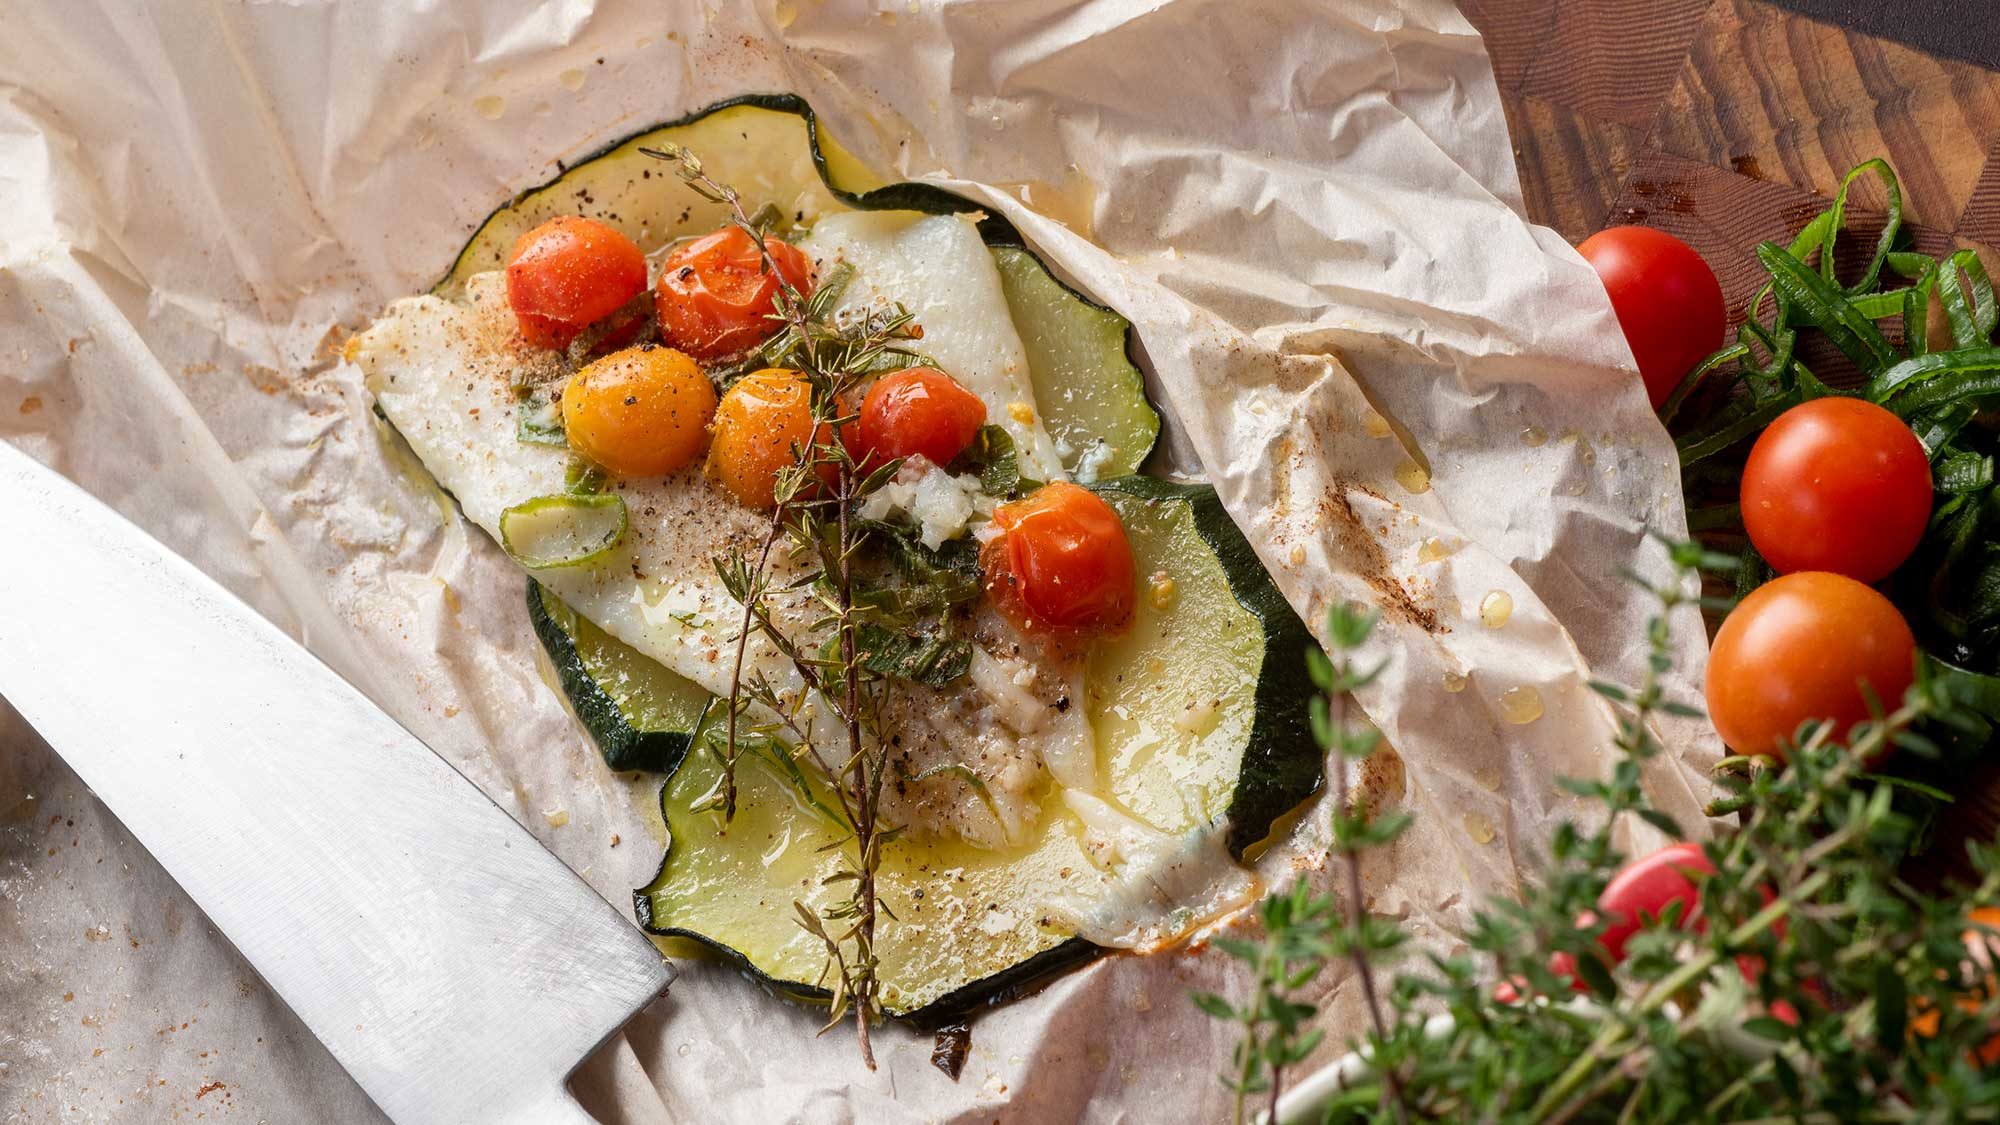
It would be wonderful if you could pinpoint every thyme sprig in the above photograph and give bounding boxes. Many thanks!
[642,141,931,1068]
[1196,542,2000,1121]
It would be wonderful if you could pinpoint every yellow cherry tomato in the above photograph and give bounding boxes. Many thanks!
[560,345,717,477]
[706,368,837,509]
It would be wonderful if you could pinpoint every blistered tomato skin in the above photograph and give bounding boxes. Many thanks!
[561,346,718,478]
[655,227,815,361]
[1741,398,1932,583]
[1576,226,1726,408]
[1704,571,1917,761]
[856,367,987,469]
[983,482,1136,634]
[505,216,649,351]
[707,368,837,509]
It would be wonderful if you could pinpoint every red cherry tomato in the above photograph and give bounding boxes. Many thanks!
[654,227,814,360]
[982,482,1136,634]
[856,367,988,469]
[1705,571,1917,761]
[1596,842,1713,963]
[1741,398,1933,583]
[505,216,650,350]
[1576,226,1725,408]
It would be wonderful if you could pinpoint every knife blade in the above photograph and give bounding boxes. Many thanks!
[0,441,672,1125]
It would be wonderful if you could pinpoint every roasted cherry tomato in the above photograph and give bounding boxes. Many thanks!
[1705,571,1916,761]
[1741,398,1932,583]
[655,227,814,360]
[561,345,717,478]
[1911,906,2000,1065]
[707,368,837,508]
[855,367,987,469]
[1576,226,1725,408]
[982,482,1136,634]
[505,216,649,351]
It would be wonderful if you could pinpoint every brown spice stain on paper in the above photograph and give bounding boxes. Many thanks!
[18,395,41,415]
[1320,483,1439,634]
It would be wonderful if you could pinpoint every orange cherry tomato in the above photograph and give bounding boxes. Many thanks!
[706,368,838,509]
[1576,226,1725,408]
[560,345,717,477]
[982,482,1135,634]
[1704,571,1917,761]
[855,367,987,469]
[1741,398,1933,583]
[654,227,814,360]
[505,216,649,351]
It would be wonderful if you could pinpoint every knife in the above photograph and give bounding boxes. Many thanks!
[0,440,673,1124]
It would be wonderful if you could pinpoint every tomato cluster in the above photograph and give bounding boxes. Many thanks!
[1579,228,1933,764]
[498,214,1136,639]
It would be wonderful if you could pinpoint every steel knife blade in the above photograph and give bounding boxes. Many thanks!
[0,441,672,1124]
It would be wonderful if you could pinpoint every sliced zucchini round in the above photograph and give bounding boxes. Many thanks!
[633,478,1319,1021]
[527,581,713,774]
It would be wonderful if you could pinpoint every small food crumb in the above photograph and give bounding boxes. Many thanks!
[1147,570,1176,611]
[1288,544,1306,566]
[1007,401,1035,425]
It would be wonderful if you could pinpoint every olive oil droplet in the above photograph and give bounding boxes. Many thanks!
[558,67,586,91]
[1479,590,1513,628]
[1499,685,1544,724]
[1442,671,1468,694]
[1394,460,1431,494]
[775,0,798,27]
[1463,811,1495,844]
[1363,409,1392,439]
[1520,426,1548,447]
[1417,537,1456,563]
[473,95,506,120]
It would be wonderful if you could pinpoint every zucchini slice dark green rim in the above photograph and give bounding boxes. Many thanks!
[1087,476,1324,857]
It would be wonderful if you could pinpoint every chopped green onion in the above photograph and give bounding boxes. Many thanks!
[499,492,628,569]
[1756,241,1897,375]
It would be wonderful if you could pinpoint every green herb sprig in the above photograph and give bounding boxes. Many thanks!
[642,141,951,1069]
[1196,542,2000,1121]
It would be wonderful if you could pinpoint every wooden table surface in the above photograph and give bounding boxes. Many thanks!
[1463,0,2000,874]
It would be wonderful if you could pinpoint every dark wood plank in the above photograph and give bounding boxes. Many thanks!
[1646,0,2000,231]
[1500,92,1641,242]
[1513,0,1718,129]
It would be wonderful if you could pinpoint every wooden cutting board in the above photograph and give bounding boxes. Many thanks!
[1463,0,2000,876]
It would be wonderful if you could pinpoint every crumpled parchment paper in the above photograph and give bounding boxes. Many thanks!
[0,1,1719,1121]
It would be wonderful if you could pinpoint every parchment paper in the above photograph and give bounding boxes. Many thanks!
[0,1,1720,1121]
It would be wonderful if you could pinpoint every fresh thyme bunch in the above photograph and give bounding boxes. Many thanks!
[1198,540,2000,1122]
[642,142,968,1068]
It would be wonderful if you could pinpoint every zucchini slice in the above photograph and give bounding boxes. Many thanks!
[634,478,1319,1021]
[528,581,712,774]
[993,247,1159,480]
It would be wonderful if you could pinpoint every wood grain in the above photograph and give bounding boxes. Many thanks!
[1647,0,2000,230]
